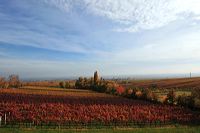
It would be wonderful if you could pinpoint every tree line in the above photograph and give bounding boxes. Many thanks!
[73,71,200,110]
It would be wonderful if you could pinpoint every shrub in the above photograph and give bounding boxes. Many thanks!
[140,88,158,102]
[165,90,176,105]
[148,92,158,102]
[110,88,116,95]
[135,90,143,99]
[104,81,117,94]
[124,88,138,99]
[59,81,65,88]
[92,84,106,93]
[124,88,133,98]
[192,88,200,99]
[116,86,125,95]
[75,77,84,89]
[177,95,195,109]
[0,77,6,88]
[141,88,150,100]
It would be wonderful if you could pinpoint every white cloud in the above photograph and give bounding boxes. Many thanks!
[84,0,200,32]
[46,0,200,32]
[194,16,200,20]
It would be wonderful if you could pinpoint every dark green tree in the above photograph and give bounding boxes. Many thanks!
[94,71,99,84]
[75,77,85,89]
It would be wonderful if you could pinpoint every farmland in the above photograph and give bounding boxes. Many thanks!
[0,76,200,133]
[0,86,199,129]
[119,77,200,90]
[118,77,200,106]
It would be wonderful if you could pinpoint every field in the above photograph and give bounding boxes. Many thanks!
[119,77,200,105]
[1,78,200,133]
[0,86,200,129]
[119,77,200,89]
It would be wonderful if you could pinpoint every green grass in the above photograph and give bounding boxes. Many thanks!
[1,127,200,133]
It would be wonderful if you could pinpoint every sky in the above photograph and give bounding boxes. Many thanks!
[0,0,200,79]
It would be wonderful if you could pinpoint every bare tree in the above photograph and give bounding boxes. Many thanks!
[0,77,6,88]
[8,75,21,88]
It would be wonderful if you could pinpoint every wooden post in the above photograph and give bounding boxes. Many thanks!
[4,113,6,125]
[0,116,2,126]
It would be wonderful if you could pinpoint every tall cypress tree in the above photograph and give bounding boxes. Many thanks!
[94,71,99,84]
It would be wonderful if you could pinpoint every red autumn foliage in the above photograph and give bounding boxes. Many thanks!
[0,91,199,125]
[116,86,125,95]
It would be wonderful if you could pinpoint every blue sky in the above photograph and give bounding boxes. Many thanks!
[1,0,200,79]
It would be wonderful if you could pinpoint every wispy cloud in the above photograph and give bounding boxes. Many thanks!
[43,0,73,12]
[86,0,200,32]
[46,0,200,32]
[0,0,109,56]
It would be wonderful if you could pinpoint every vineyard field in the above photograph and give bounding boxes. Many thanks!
[0,87,199,128]
[119,77,200,90]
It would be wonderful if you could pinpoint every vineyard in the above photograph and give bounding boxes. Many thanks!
[0,87,199,128]
[119,77,200,90]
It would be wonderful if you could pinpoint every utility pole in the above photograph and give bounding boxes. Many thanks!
[190,72,192,78]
